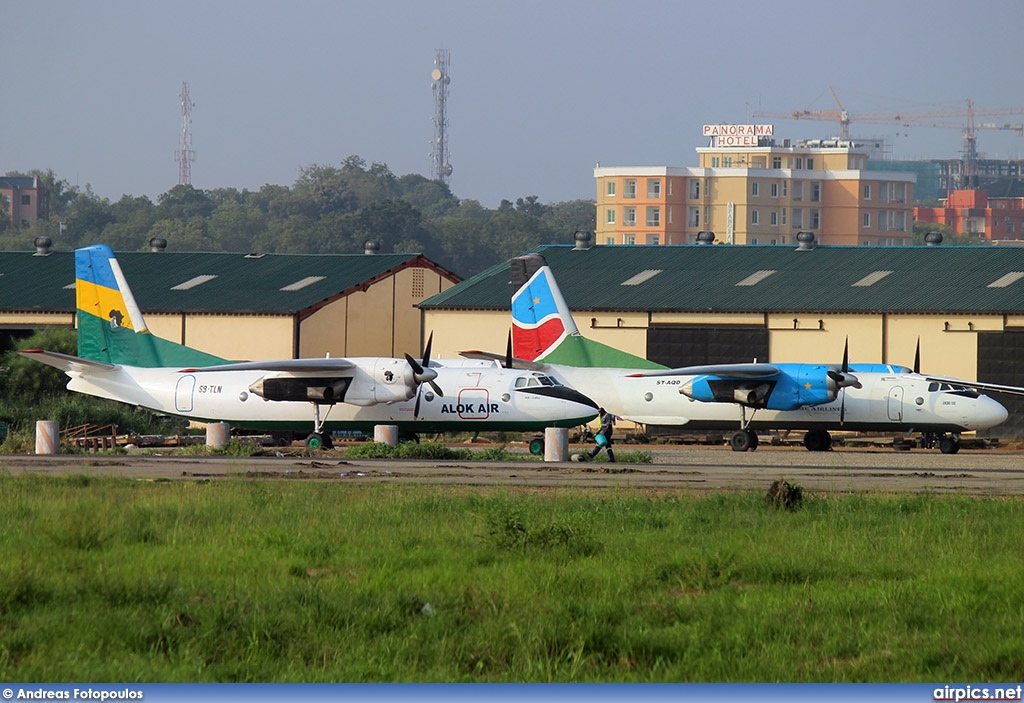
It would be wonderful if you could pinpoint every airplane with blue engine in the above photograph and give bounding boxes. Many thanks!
[462,253,1021,453]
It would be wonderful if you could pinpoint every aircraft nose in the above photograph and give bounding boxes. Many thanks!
[975,395,1009,429]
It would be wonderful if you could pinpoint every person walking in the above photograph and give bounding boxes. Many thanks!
[588,407,616,462]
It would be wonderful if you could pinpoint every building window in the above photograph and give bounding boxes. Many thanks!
[771,182,779,198]
[667,179,673,196]
[689,179,700,199]
[792,208,803,228]
[750,238,759,245]
[647,179,661,198]
[863,212,871,229]
[646,234,660,245]
[21,195,31,206]
[623,234,636,245]
[772,156,782,169]
[687,207,700,227]
[606,181,616,197]
[751,182,759,197]
[863,184,871,200]
[795,158,804,169]
[781,208,787,225]
[667,206,673,224]
[792,181,803,201]
[711,156,720,167]
[1008,221,1015,234]
[751,210,760,225]
[782,181,788,197]
[624,179,637,199]
[704,206,711,226]
[623,207,636,226]
[606,209,616,224]
[646,206,661,227]
[806,158,814,170]
[770,211,778,226]
[606,236,616,245]
[810,182,821,202]
[811,209,820,229]
[892,210,906,231]
[723,157,732,167]
[894,182,906,203]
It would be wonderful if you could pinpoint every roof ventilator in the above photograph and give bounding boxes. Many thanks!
[149,237,167,252]
[795,231,816,251]
[696,231,716,245]
[364,240,380,255]
[925,232,943,246]
[572,230,592,250]
[33,236,52,256]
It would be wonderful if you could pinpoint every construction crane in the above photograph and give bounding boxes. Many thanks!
[753,87,1024,187]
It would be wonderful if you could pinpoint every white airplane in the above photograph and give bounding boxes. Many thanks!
[20,245,599,449]
[463,253,1019,454]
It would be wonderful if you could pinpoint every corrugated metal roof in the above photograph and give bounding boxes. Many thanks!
[0,250,458,314]
[419,243,1024,314]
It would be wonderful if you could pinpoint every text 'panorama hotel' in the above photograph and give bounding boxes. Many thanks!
[594,124,915,247]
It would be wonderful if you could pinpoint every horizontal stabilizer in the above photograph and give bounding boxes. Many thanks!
[18,349,118,373]
[459,350,547,371]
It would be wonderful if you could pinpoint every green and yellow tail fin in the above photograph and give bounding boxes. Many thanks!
[75,244,229,367]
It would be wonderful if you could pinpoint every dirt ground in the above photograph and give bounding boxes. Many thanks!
[4,442,1024,495]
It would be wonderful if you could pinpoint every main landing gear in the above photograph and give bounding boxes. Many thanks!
[728,406,761,452]
[729,429,759,452]
[802,429,833,452]
[305,403,334,450]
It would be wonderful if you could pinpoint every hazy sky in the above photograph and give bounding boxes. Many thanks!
[5,0,1024,208]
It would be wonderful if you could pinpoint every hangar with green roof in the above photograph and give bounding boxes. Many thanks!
[420,236,1024,437]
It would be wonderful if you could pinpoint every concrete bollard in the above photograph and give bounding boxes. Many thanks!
[374,424,399,446]
[543,427,569,462]
[35,420,59,455]
[206,422,231,448]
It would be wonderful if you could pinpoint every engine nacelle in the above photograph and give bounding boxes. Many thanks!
[249,376,352,403]
[335,357,418,406]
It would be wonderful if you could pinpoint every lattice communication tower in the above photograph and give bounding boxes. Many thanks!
[430,50,453,185]
[174,81,196,186]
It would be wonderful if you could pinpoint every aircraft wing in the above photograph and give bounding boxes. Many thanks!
[459,350,548,371]
[627,363,781,379]
[179,358,358,373]
[925,375,1024,397]
[18,349,118,373]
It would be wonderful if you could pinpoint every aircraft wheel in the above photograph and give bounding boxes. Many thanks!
[803,429,833,452]
[729,430,756,452]
[529,437,545,455]
[939,435,961,454]
[306,432,332,450]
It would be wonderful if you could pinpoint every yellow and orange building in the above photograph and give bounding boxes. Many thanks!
[595,127,916,246]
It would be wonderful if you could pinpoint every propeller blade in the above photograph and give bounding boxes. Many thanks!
[505,330,513,369]
[842,336,850,373]
[428,380,444,397]
[405,352,424,376]
[421,332,433,367]
[840,391,846,424]
[914,337,921,374]
[413,388,422,420]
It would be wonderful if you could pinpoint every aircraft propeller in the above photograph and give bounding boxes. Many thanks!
[826,337,862,423]
[406,332,444,419]
[505,330,513,369]
[914,337,921,375]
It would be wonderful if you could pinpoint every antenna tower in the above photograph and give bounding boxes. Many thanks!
[174,81,196,186]
[430,50,453,185]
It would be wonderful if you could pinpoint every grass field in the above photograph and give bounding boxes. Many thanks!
[0,472,1022,682]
